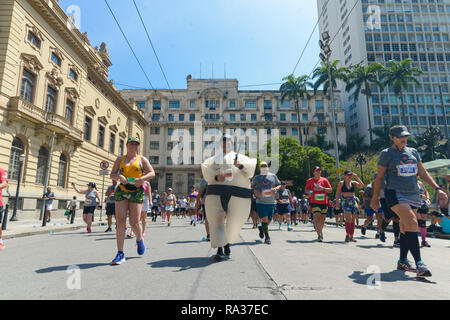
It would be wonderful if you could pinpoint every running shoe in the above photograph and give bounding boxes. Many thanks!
[0,242,5,251]
[105,227,112,232]
[393,239,400,247]
[206,234,210,242]
[87,227,92,233]
[375,233,380,239]
[397,259,416,273]
[214,248,225,262]
[288,226,293,231]
[361,227,366,235]
[379,232,386,243]
[252,224,257,229]
[421,240,431,248]
[258,226,264,239]
[224,244,231,257]
[350,237,357,242]
[278,224,283,231]
[137,239,146,255]
[318,235,323,242]
[111,252,126,265]
[264,236,271,245]
[416,263,432,277]
[345,235,350,243]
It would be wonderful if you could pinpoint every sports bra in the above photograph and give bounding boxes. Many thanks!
[342,181,355,193]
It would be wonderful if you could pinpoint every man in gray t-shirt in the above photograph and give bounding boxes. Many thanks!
[250,162,281,245]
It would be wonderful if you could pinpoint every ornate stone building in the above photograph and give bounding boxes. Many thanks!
[0,0,146,219]
[121,77,346,196]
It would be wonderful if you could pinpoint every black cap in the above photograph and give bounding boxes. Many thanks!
[390,125,411,138]
[281,181,286,185]
[344,170,353,176]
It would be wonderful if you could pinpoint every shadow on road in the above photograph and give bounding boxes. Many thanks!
[35,258,140,273]
[356,244,394,250]
[148,256,213,272]
[232,240,262,246]
[167,240,205,244]
[348,270,437,285]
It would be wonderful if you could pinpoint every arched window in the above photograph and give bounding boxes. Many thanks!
[57,153,67,188]
[35,146,48,185]
[8,137,24,181]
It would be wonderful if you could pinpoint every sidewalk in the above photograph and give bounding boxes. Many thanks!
[1,218,106,239]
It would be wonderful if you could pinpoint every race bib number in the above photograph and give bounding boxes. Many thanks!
[280,199,289,204]
[262,189,273,197]
[189,202,196,209]
[314,194,325,202]
[166,205,174,211]
[85,199,93,205]
[396,164,417,177]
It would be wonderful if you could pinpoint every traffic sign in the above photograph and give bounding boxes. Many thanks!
[100,160,109,170]
[99,170,109,176]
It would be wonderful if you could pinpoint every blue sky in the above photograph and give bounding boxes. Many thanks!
[58,0,320,91]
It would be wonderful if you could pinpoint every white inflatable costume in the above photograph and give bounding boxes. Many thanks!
[201,150,256,249]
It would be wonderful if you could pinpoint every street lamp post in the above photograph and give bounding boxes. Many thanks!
[320,32,341,181]
[356,153,367,183]
[10,153,26,221]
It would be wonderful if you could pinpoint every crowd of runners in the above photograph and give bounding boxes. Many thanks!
[1,125,449,280]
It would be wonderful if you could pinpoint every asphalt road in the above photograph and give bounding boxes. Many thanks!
[1,217,449,300]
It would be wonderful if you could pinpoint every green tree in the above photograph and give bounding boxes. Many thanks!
[345,62,384,145]
[371,123,392,151]
[415,127,447,161]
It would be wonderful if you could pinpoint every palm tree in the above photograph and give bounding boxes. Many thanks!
[345,62,384,145]
[280,74,312,146]
[311,60,349,96]
[416,127,447,161]
[379,59,423,122]
[342,133,369,160]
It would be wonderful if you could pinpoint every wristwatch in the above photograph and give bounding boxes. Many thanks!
[238,164,244,170]
[435,187,442,191]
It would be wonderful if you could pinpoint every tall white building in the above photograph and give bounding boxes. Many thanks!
[121,77,346,195]
[317,0,450,143]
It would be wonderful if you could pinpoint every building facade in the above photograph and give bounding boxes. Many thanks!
[317,0,450,143]
[0,0,146,219]
[121,77,346,196]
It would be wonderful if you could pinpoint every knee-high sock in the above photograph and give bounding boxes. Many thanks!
[393,222,400,239]
[345,222,351,236]
[400,233,409,261]
[262,222,269,237]
[350,223,356,237]
[419,226,427,241]
[405,232,422,264]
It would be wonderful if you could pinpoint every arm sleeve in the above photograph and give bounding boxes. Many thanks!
[413,148,422,163]
[378,150,389,167]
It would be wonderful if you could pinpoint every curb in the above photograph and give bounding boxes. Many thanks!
[2,222,105,240]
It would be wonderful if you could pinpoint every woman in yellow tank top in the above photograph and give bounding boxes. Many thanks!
[109,137,155,265]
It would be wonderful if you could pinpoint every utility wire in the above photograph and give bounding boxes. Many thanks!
[104,0,155,90]
[132,0,173,98]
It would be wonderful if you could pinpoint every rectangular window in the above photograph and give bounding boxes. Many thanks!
[166,173,173,188]
[20,69,36,102]
[136,101,146,109]
[291,113,297,121]
[179,114,185,121]
[169,101,180,109]
[189,100,196,108]
[229,100,236,108]
[206,100,219,110]
[51,52,61,66]
[149,156,159,164]
[292,128,298,136]
[280,113,286,121]
[315,100,324,111]
[45,86,57,113]
[302,114,308,121]
[84,116,92,141]
[149,141,160,150]
[152,114,160,121]
[245,100,257,108]
[98,125,105,148]
[109,133,115,153]
[27,31,41,48]
[150,127,160,135]
[189,114,195,121]
[264,100,272,109]
[240,114,246,121]
[69,69,78,81]
[119,139,124,156]
[280,100,291,108]
[153,101,161,110]
[168,114,174,121]
[251,114,257,121]
[230,114,236,121]
[65,99,74,125]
